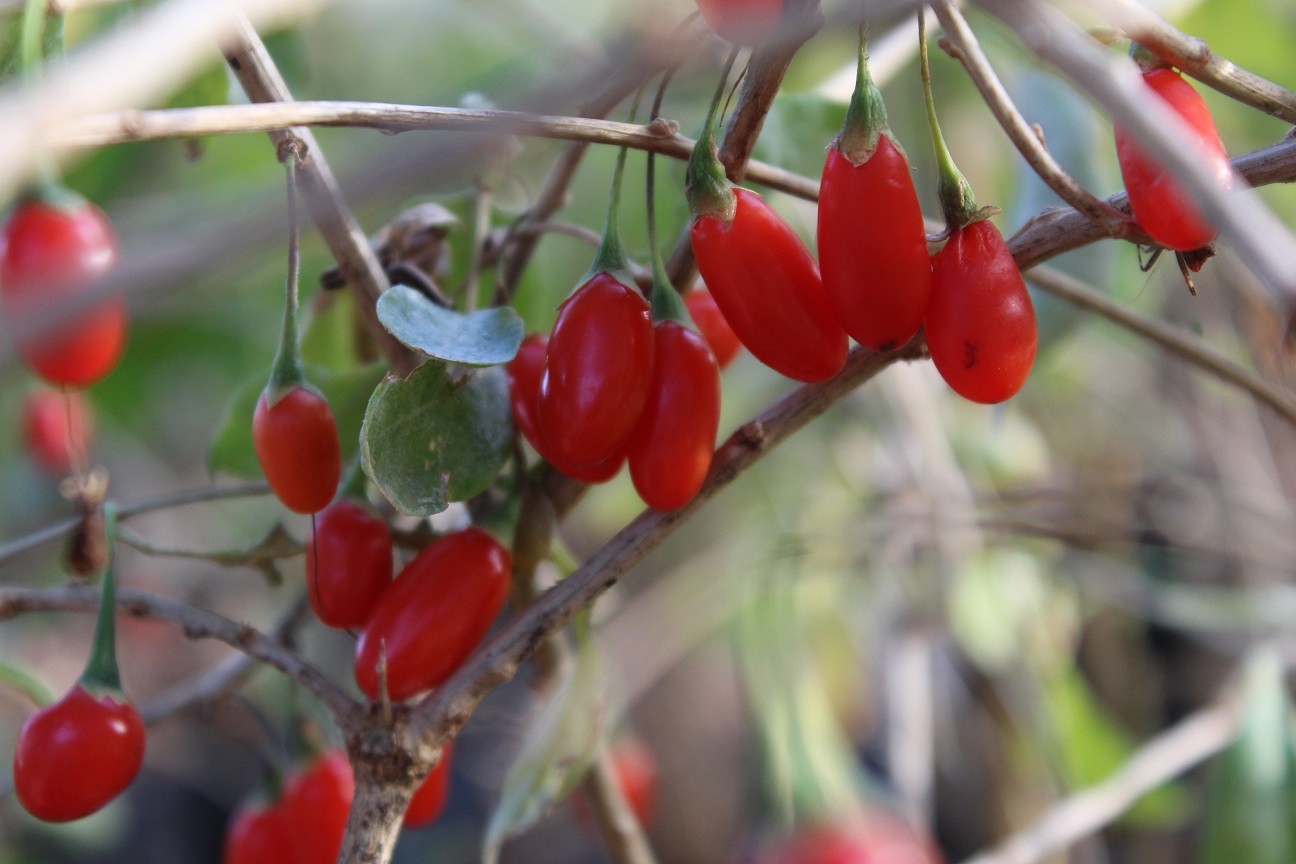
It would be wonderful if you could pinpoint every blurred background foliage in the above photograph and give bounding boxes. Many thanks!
[1,0,1296,861]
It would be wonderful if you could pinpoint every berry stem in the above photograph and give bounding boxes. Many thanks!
[836,10,892,164]
[266,147,309,401]
[338,458,369,505]
[0,660,53,708]
[685,46,741,222]
[18,0,45,78]
[646,72,690,328]
[583,91,644,287]
[919,6,978,231]
[79,502,124,694]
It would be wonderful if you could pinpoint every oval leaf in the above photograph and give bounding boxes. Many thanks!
[360,362,511,516]
[377,285,523,367]
[208,363,385,479]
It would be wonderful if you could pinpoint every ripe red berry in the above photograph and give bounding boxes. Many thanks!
[13,684,145,822]
[609,739,657,827]
[759,815,944,864]
[22,388,92,476]
[537,274,654,468]
[691,188,847,383]
[252,386,341,515]
[282,750,354,864]
[924,220,1037,404]
[0,195,127,387]
[355,528,511,702]
[404,741,454,829]
[1115,67,1230,252]
[628,322,721,511]
[695,0,783,45]
[684,287,741,369]
[507,333,624,484]
[224,797,293,864]
[305,499,392,630]
[819,139,932,351]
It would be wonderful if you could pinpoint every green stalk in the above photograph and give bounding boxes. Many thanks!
[337,458,370,505]
[685,47,741,222]
[581,91,644,288]
[18,0,44,78]
[0,661,53,708]
[78,503,124,694]
[919,7,977,231]
[836,11,894,164]
[265,154,309,402]
[645,77,690,328]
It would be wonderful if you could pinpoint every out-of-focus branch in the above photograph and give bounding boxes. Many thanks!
[973,0,1296,300]
[930,0,1136,236]
[958,694,1241,864]
[0,0,327,203]
[0,584,358,723]
[221,15,416,376]
[1088,0,1296,125]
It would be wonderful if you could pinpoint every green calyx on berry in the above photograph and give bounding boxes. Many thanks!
[265,150,311,405]
[1128,40,1171,74]
[23,181,90,214]
[78,502,126,696]
[919,8,978,232]
[835,19,897,166]
[686,47,741,223]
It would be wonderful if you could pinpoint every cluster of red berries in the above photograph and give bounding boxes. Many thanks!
[224,745,452,863]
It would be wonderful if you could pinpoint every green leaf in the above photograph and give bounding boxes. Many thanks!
[1045,665,1187,826]
[165,58,229,109]
[300,290,364,373]
[208,363,385,479]
[482,640,606,864]
[750,93,847,185]
[1202,649,1296,864]
[359,362,512,516]
[377,284,523,367]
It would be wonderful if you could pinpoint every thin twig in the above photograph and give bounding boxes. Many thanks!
[930,0,1135,236]
[973,0,1296,300]
[221,15,416,376]
[958,694,1242,864]
[1025,265,1296,429]
[0,584,358,723]
[1088,0,1296,125]
[0,481,270,568]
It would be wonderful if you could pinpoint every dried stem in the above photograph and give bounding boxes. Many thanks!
[973,0,1296,300]
[0,583,359,723]
[1088,0,1296,124]
[957,693,1242,864]
[929,0,1135,236]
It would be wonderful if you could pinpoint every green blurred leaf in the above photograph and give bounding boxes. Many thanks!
[1202,649,1296,864]
[482,640,606,864]
[301,291,364,373]
[1045,665,1187,826]
[377,285,523,367]
[208,363,385,479]
[360,362,511,516]
[749,93,843,185]
[165,58,229,109]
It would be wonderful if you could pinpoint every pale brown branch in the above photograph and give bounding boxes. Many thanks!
[0,584,359,723]
[1088,0,1296,125]
[958,694,1241,864]
[973,0,1296,300]
[221,15,416,376]
[930,0,1135,236]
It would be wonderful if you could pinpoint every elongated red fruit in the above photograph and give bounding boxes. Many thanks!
[224,798,293,864]
[684,287,741,369]
[355,528,511,701]
[1115,67,1230,252]
[695,0,783,45]
[924,220,1036,404]
[404,741,454,828]
[22,388,92,475]
[507,333,624,483]
[691,189,847,382]
[0,195,127,387]
[628,323,721,511]
[306,499,392,629]
[282,750,353,864]
[13,685,145,822]
[538,274,653,467]
[819,140,932,350]
[252,387,341,514]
